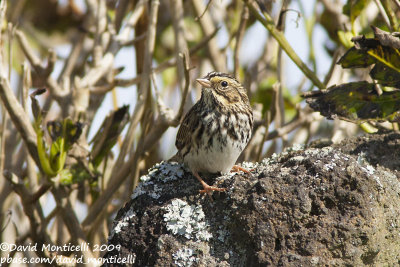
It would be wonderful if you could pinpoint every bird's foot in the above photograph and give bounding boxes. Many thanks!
[193,171,226,199]
[231,165,253,173]
[199,185,226,194]
[199,184,226,199]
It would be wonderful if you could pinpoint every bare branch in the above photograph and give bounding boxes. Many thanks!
[234,6,248,78]
[58,32,86,82]
[113,26,219,90]
[83,0,160,229]
[265,108,313,141]
[275,0,290,131]
[3,171,53,260]
[116,0,147,44]
[195,0,213,20]
[256,111,271,162]
[174,53,191,123]
[51,187,95,262]
[170,0,190,90]
[0,77,40,166]
[16,30,66,101]
[245,0,325,89]
[192,0,226,71]
[0,1,10,188]
[113,0,158,167]
[79,53,114,88]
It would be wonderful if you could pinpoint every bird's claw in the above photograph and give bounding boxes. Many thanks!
[199,185,226,199]
[230,165,253,173]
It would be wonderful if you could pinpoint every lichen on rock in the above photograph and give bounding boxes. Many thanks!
[104,133,400,266]
[164,199,212,241]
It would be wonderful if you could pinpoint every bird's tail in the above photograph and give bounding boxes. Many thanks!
[167,152,182,163]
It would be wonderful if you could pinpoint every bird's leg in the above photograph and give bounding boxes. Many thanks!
[192,171,226,197]
[231,165,252,173]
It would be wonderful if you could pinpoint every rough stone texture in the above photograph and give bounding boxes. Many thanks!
[103,133,400,266]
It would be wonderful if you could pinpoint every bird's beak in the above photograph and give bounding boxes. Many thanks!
[196,78,212,88]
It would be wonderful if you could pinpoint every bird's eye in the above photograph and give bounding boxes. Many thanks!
[221,81,228,87]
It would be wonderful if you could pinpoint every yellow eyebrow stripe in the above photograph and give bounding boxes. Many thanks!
[210,77,230,84]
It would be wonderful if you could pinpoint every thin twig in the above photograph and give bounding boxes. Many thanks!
[195,0,213,21]
[265,109,312,141]
[51,187,95,263]
[58,32,86,82]
[275,0,290,131]
[256,111,271,162]
[16,30,66,101]
[15,30,45,75]
[192,0,226,71]
[174,53,191,123]
[113,26,219,90]
[118,32,147,47]
[0,77,40,166]
[0,2,9,187]
[373,0,392,30]
[7,23,14,81]
[83,0,160,229]
[170,0,190,91]
[245,0,325,89]
[323,48,341,86]
[3,171,53,260]
[394,0,400,9]
[116,0,146,43]
[141,54,191,150]
[21,62,39,190]
[131,109,153,189]
[113,0,158,169]
[79,53,114,88]
[234,6,249,78]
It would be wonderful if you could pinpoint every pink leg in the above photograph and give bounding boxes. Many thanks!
[230,165,253,173]
[192,171,226,198]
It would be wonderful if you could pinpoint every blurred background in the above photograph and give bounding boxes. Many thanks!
[0,0,397,264]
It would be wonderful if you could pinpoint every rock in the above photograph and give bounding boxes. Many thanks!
[103,133,400,266]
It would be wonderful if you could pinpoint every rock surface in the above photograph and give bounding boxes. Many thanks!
[103,133,400,266]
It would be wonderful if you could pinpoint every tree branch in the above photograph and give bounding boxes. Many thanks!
[82,0,160,229]
[0,77,40,166]
[245,0,325,89]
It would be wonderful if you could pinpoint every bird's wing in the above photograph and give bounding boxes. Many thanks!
[175,103,200,150]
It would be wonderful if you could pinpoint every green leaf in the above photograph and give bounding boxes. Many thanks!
[306,26,400,126]
[29,87,84,178]
[63,118,83,149]
[343,0,371,25]
[49,138,61,160]
[337,46,375,68]
[47,119,83,149]
[60,164,97,186]
[251,78,275,116]
[303,81,400,122]
[36,124,57,177]
[90,105,129,168]
[337,30,355,49]
[49,137,66,173]
[360,122,378,133]
[30,88,57,177]
[47,121,62,142]
[60,169,74,185]
[370,63,400,87]
[367,45,400,73]
[346,27,400,73]
[29,88,46,121]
